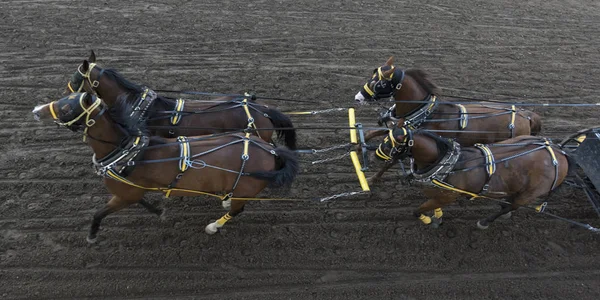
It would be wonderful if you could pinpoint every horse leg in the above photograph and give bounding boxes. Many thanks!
[88,195,134,243]
[368,157,398,185]
[413,191,457,227]
[477,202,514,230]
[205,199,247,235]
[139,199,166,220]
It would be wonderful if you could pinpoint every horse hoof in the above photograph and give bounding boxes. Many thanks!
[222,199,231,210]
[159,208,167,221]
[477,220,489,230]
[205,223,219,235]
[500,211,512,219]
[432,217,443,228]
[86,236,97,244]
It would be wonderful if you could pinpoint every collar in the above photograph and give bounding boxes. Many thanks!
[92,135,150,177]
[411,140,461,182]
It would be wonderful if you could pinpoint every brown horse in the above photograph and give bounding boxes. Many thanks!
[32,92,299,242]
[375,124,573,229]
[355,57,542,182]
[66,51,297,149]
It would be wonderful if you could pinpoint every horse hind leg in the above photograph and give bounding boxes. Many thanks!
[477,202,514,230]
[205,199,247,235]
[139,198,166,220]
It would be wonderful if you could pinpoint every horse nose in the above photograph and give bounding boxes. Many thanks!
[32,104,49,121]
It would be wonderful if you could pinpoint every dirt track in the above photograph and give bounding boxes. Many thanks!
[1,0,600,299]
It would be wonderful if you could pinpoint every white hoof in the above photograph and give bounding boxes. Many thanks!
[477,220,489,230]
[222,199,231,210]
[205,222,219,235]
[500,211,512,219]
[86,236,97,244]
[159,208,167,221]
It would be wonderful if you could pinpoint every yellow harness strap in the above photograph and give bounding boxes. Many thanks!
[509,105,516,137]
[241,98,261,138]
[456,104,468,129]
[51,93,102,142]
[474,143,496,177]
[170,98,185,125]
[375,129,403,161]
[177,136,190,172]
[431,179,482,200]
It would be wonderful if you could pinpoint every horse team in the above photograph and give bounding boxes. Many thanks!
[32,52,580,242]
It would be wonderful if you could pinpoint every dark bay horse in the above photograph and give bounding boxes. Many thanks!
[32,93,299,242]
[355,57,543,182]
[66,51,297,149]
[376,124,572,229]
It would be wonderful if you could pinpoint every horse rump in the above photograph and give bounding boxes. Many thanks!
[248,147,299,187]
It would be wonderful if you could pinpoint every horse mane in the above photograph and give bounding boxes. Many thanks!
[414,129,451,155]
[102,68,144,96]
[108,95,148,136]
[405,69,441,95]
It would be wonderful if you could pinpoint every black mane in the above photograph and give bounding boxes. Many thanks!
[405,69,441,95]
[107,96,148,136]
[414,129,452,155]
[102,68,144,96]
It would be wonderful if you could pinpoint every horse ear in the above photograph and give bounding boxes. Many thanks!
[81,60,89,72]
[385,56,394,66]
[88,50,96,63]
[395,118,406,127]
[83,92,94,105]
[382,66,395,78]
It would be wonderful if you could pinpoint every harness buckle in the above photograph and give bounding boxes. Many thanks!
[408,139,414,147]
[241,154,249,161]
[86,119,96,127]
[395,83,402,90]
[175,173,184,180]
[92,80,99,88]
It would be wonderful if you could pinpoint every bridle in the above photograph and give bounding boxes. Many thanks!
[375,127,414,161]
[67,62,105,95]
[49,93,106,141]
[362,66,406,101]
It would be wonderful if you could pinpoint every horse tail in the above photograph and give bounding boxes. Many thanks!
[248,147,299,187]
[255,106,297,150]
[528,111,543,136]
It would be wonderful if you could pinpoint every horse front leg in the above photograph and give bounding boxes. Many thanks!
[88,195,138,243]
[368,157,398,185]
[413,191,457,228]
[477,202,515,230]
[205,199,247,235]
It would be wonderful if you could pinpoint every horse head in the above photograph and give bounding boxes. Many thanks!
[375,119,414,161]
[32,92,105,133]
[354,56,406,104]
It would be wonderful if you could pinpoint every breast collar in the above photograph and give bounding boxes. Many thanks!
[92,134,150,177]
[411,139,461,183]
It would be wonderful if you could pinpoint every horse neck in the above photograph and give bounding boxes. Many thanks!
[95,77,127,106]
[85,114,125,160]
[410,133,443,171]
[393,76,429,117]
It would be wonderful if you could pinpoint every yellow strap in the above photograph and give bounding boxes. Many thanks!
[363,83,375,96]
[475,143,496,176]
[456,103,468,129]
[49,102,58,120]
[432,179,481,200]
[509,105,516,129]
[243,133,250,157]
[576,135,586,143]
[544,139,558,165]
[170,98,184,125]
[177,136,190,172]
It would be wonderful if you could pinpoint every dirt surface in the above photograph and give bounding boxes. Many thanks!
[1,0,600,299]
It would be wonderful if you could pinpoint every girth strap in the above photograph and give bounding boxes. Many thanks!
[456,104,468,130]
[241,98,261,138]
[165,136,191,197]
[170,98,185,126]
[474,143,496,177]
